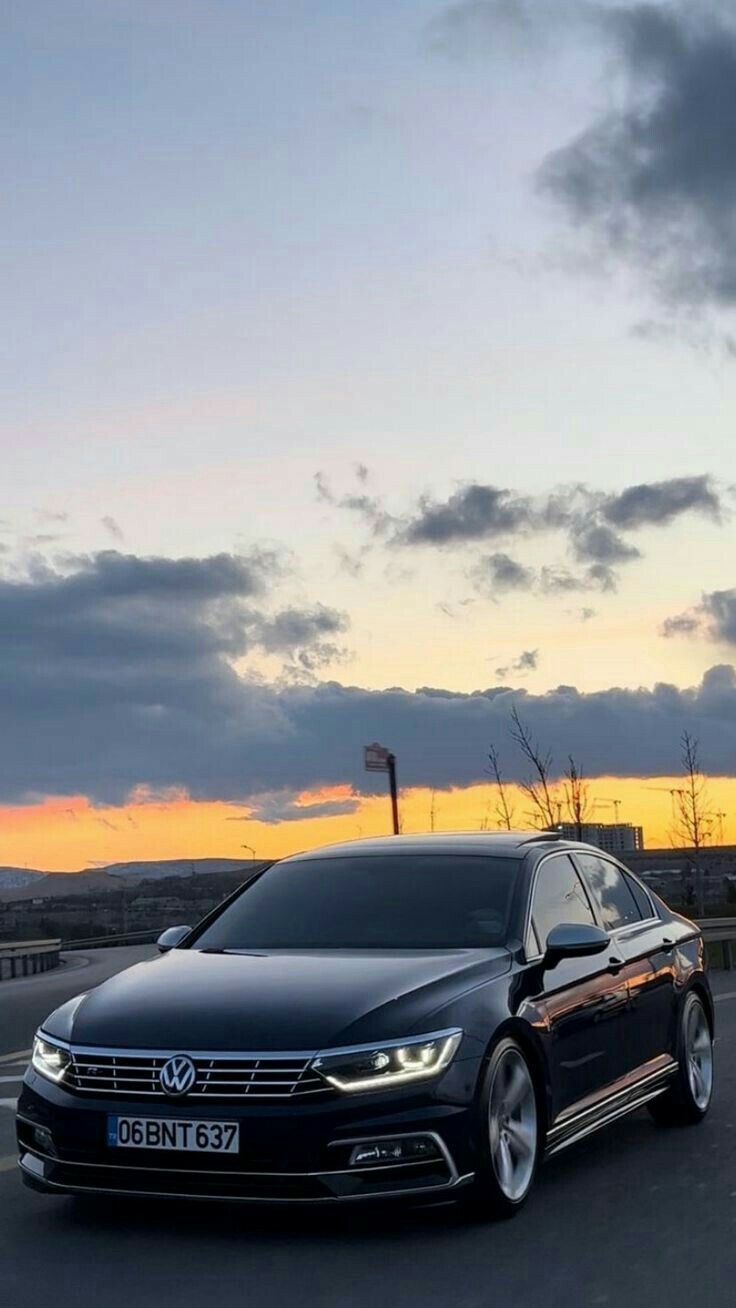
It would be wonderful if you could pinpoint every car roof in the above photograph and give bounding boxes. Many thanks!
[282,831,566,863]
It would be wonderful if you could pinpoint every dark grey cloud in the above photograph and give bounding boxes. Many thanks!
[254,605,349,673]
[661,611,702,638]
[603,475,721,529]
[3,547,735,802]
[663,588,736,645]
[471,551,535,594]
[400,484,533,546]
[539,4,736,308]
[0,550,352,803]
[571,521,641,565]
[240,790,361,825]
[494,648,539,679]
[539,563,617,594]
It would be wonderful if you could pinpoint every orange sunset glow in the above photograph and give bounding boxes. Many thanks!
[3,777,735,872]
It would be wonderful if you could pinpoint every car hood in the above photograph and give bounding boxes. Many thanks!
[44,947,510,1051]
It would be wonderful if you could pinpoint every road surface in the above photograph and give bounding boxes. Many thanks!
[2,948,736,1307]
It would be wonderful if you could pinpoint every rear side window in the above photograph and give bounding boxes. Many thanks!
[576,854,643,931]
[625,874,655,921]
[532,855,596,948]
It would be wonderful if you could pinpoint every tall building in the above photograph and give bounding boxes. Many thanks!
[552,822,645,854]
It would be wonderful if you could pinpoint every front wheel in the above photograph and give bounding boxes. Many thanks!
[461,1037,540,1220]
[649,991,714,1127]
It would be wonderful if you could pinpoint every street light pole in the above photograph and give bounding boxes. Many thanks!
[387,753,399,836]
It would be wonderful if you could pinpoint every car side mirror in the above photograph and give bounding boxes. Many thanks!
[157,925,192,953]
[544,922,609,968]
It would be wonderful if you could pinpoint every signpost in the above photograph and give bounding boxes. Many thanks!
[364,743,400,835]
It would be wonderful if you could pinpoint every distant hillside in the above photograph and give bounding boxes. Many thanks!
[0,858,259,901]
[0,868,47,891]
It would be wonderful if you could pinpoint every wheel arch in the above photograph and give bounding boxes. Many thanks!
[684,973,714,1037]
[479,1018,552,1135]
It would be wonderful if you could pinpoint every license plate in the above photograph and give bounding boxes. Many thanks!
[107,1116,239,1154]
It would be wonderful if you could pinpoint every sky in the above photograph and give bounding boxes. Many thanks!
[3,0,736,869]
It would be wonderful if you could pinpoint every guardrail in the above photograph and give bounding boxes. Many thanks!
[0,938,61,981]
[60,929,163,949]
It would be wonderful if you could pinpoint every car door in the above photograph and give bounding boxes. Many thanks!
[573,852,677,1076]
[526,853,630,1121]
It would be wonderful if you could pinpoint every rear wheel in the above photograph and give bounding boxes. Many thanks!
[461,1037,540,1220]
[649,991,713,1126]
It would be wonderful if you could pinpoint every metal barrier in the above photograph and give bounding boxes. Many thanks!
[60,929,163,950]
[0,939,61,981]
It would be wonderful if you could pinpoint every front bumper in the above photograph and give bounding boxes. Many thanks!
[17,1064,479,1205]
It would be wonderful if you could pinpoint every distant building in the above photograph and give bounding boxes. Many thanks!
[552,822,645,854]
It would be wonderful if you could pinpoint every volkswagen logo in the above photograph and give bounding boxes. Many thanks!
[159,1055,197,1097]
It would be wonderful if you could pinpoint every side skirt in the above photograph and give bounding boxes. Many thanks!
[544,1058,677,1159]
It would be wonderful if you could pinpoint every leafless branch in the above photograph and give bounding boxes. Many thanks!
[563,755,590,840]
[486,743,515,830]
[508,707,558,829]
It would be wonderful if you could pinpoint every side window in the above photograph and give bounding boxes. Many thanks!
[532,855,596,948]
[625,873,655,921]
[576,854,643,931]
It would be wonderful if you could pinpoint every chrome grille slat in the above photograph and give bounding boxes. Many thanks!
[68,1050,329,1100]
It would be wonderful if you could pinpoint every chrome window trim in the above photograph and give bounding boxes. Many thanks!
[522,850,597,965]
[572,851,659,934]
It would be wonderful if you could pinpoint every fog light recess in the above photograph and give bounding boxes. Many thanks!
[33,1125,57,1157]
[348,1135,442,1167]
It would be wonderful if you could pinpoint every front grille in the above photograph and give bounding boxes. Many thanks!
[67,1051,329,1100]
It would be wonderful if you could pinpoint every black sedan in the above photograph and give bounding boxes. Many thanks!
[17,832,714,1217]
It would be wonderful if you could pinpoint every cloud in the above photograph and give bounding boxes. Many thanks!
[400,484,533,546]
[426,0,586,58]
[494,648,539,679]
[253,605,349,673]
[101,515,125,542]
[2,549,735,801]
[661,611,702,638]
[0,549,351,803]
[236,789,362,825]
[570,521,640,565]
[471,551,535,594]
[663,588,736,645]
[315,470,394,536]
[539,563,617,594]
[539,4,736,309]
[602,475,721,529]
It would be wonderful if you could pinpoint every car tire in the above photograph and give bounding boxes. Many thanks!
[648,991,714,1127]
[460,1037,540,1220]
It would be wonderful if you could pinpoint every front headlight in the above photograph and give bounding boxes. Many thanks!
[31,1034,72,1084]
[313,1029,462,1093]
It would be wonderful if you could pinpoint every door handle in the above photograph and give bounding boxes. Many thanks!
[608,957,624,974]
[662,936,674,951]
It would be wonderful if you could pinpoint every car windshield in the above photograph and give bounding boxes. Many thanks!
[190,854,520,950]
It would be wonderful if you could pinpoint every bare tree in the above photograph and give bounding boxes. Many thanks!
[429,788,437,833]
[508,707,558,830]
[563,755,590,840]
[486,743,515,830]
[674,732,712,915]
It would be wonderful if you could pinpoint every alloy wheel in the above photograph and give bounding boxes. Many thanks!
[488,1046,538,1202]
[685,998,713,1112]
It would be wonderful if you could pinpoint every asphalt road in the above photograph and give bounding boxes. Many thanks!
[3,951,736,1308]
